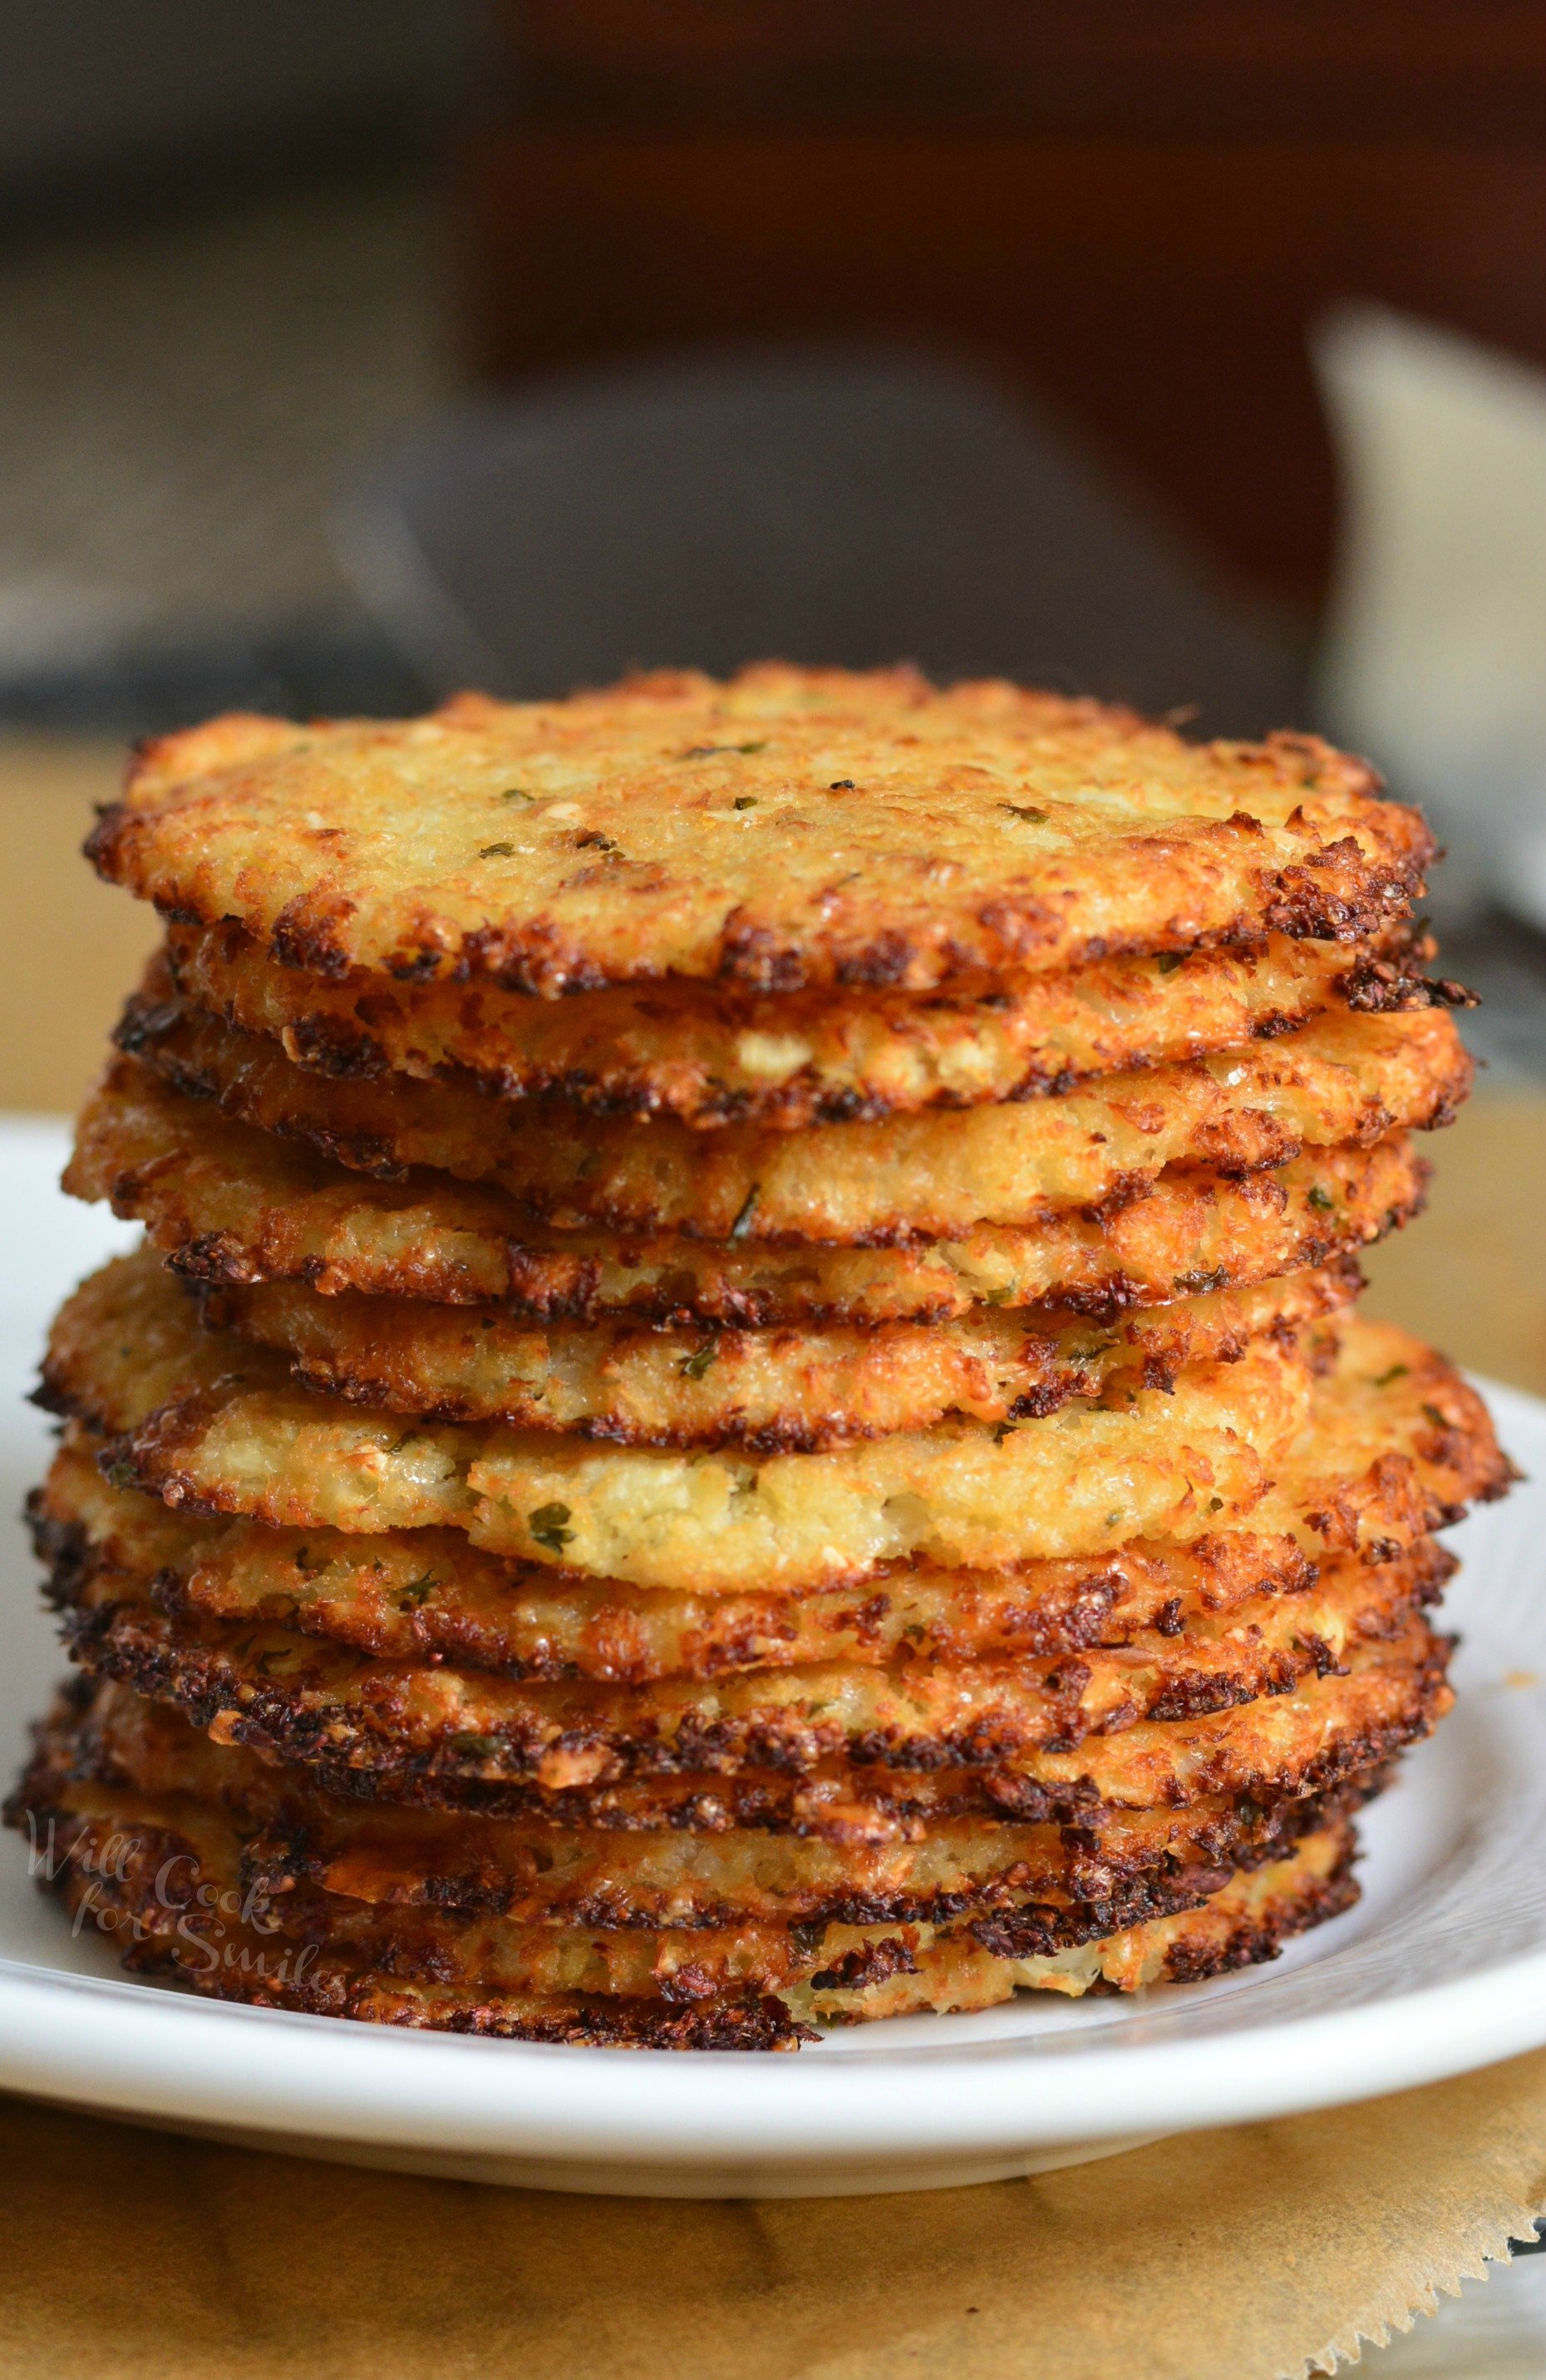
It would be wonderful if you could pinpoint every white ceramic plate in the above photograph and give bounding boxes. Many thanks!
[2,1117,1545,2198]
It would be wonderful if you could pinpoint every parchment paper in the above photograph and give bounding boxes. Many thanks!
[2,2049,1546,2380]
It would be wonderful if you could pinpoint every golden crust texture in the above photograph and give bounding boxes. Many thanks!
[43,1521,1449,1786]
[30,1421,1478,1685]
[86,668,1434,997]
[37,1677,1381,1930]
[7,1705,1361,2039]
[22,1618,1453,1836]
[67,1057,1435,1324]
[44,1251,1337,1587]
[166,915,1465,1129]
[196,1260,1360,1451]
[43,1254,1509,1593]
[116,974,1471,1243]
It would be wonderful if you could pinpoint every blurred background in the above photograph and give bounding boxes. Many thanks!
[3,0,1546,1135]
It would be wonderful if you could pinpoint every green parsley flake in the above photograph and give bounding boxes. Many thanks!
[528,1501,574,1553]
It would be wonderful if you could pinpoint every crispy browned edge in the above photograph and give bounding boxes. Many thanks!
[7,1678,1365,2047]
[85,677,1438,997]
[109,976,1475,1254]
[17,1673,1381,1935]
[164,916,1475,1130]
[34,1538,1458,1827]
[71,1051,1439,1328]
[26,1440,1381,1683]
[177,1255,1361,1456]
[35,1530,1454,1782]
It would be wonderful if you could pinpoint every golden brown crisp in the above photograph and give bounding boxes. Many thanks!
[31,1426,1473,1685]
[28,1619,1442,1839]
[86,667,1434,998]
[67,1055,1435,1324]
[197,1261,1359,1451]
[46,1523,1444,1785]
[25,1607,1444,1821]
[117,971,1470,1243]
[190,1636,1457,1838]
[47,1254,1507,1593]
[9,1702,1360,2038]
[165,914,1461,1128]
[12,1431,1368,1688]
[44,1251,1328,1587]
[46,1674,1381,1929]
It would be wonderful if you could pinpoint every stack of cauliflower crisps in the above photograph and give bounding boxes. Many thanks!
[8,666,1513,2049]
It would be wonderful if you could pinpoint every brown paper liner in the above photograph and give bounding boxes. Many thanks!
[2,2047,1546,2380]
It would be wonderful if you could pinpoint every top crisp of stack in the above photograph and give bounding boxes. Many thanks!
[8,666,1510,2049]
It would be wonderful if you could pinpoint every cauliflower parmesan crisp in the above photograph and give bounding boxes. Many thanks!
[9,665,1507,2050]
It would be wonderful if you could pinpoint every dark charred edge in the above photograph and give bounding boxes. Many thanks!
[298,1678,1438,1833]
[268,894,360,982]
[27,1477,1421,1694]
[47,1562,1440,1786]
[14,1678,1389,1939]
[1339,954,1480,1016]
[7,1695,1369,1953]
[112,995,411,1185]
[974,1776,1376,1959]
[1146,1848,1361,1986]
[160,980,1458,1144]
[2,1791,815,2048]
[121,1165,1432,1333]
[27,1487,1339,1688]
[980,1638,1455,1826]
[387,1988,817,2048]
[150,1550,1312,1688]
[1258,835,1433,945]
[200,1274,1360,1459]
[227,1809,1352,1990]
[25,1497,96,1606]
[110,978,1470,1249]
[807,1937,920,1991]
[237,1774,1377,1941]
[48,1558,1455,1817]
[7,1757,1357,2043]
[81,1036,1434,1314]
[162,910,1455,1136]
